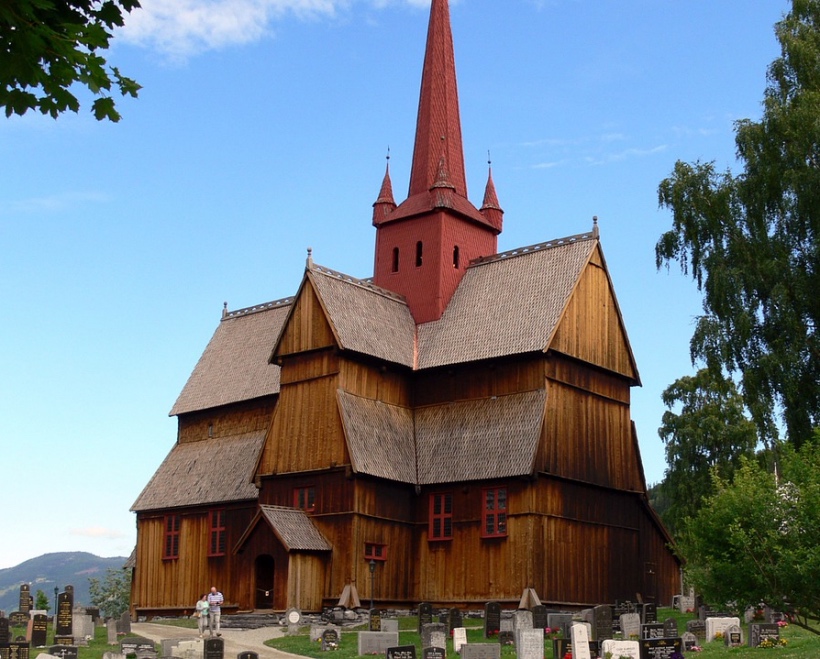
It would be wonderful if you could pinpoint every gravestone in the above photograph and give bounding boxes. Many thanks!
[73,614,94,642]
[19,586,31,615]
[642,603,657,624]
[320,629,339,651]
[662,618,678,638]
[56,593,73,638]
[30,614,48,647]
[381,620,398,633]
[447,610,462,635]
[640,637,682,659]
[592,605,612,642]
[386,645,416,659]
[706,616,740,642]
[515,629,544,659]
[8,613,28,627]
[49,646,79,659]
[513,610,533,633]
[118,612,131,635]
[749,623,779,648]
[237,653,258,659]
[120,637,156,657]
[547,613,573,638]
[677,595,695,613]
[203,637,223,659]
[453,628,467,654]
[102,652,127,659]
[685,619,705,640]
[369,609,381,632]
[418,604,433,633]
[2,642,30,659]
[619,612,641,640]
[551,638,570,659]
[600,639,640,659]
[764,606,784,623]
[681,631,698,651]
[460,645,499,659]
[422,648,444,659]
[483,602,501,638]
[497,631,514,646]
[0,618,9,644]
[421,623,446,650]
[641,623,664,639]
[723,624,743,647]
[531,605,547,631]
[357,632,399,656]
[107,620,118,645]
[697,605,714,621]
[569,624,591,659]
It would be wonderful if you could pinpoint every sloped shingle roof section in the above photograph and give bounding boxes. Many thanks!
[259,505,332,551]
[170,300,291,416]
[417,235,597,369]
[337,390,417,484]
[131,431,264,511]
[310,267,416,368]
[416,390,546,484]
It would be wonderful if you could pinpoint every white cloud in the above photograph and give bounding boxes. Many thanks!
[119,0,431,60]
[69,527,128,540]
[8,191,109,214]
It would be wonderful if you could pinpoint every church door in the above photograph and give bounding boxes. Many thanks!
[255,554,275,609]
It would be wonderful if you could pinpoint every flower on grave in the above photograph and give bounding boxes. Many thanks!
[714,631,724,639]
[669,652,685,659]
[777,620,789,627]
[691,645,703,652]
[562,652,572,659]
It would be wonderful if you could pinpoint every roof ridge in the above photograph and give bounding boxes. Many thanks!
[469,230,597,267]
[310,263,407,304]
[223,297,294,320]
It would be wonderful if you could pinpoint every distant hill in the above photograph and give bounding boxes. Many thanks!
[0,552,128,615]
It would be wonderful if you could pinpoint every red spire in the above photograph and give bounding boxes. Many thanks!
[408,0,467,197]
[372,157,397,226]
[480,164,503,231]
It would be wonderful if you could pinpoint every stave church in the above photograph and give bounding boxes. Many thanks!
[130,0,680,616]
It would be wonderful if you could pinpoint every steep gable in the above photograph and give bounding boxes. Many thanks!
[549,244,640,383]
[273,273,337,358]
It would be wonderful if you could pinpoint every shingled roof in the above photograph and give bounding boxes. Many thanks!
[131,431,264,511]
[170,299,291,416]
[338,388,546,485]
[257,505,332,551]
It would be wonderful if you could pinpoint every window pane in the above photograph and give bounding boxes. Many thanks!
[498,489,507,510]
[486,490,494,510]
[444,494,452,514]
[498,513,507,534]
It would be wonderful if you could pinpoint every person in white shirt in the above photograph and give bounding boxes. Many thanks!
[207,586,224,637]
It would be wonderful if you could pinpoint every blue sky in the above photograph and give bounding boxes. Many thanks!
[0,0,788,570]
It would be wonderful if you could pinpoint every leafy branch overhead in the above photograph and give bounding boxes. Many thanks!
[0,0,141,121]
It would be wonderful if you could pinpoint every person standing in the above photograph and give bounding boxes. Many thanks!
[195,594,209,638]
[207,586,224,637]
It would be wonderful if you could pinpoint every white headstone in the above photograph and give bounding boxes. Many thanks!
[453,628,467,653]
[515,628,544,659]
[705,616,740,642]
[619,612,641,640]
[600,639,640,659]
[569,624,591,659]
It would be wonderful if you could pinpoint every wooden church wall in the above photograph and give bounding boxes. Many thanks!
[550,248,637,382]
[275,278,336,356]
[177,398,277,443]
[338,357,412,406]
[132,502,256,613]
[233,517,291,610]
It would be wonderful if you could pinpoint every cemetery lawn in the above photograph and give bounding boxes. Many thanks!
[264,609,820,659]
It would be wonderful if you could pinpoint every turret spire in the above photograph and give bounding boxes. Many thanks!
[372,148,397,226]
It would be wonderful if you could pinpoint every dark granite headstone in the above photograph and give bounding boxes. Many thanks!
[592,605,612,642]
[447,609,462,635]
[641,623,664,639]
[531,605,547,631]
[386,645,416,659]
[48,645,79,659]
[1,643,30,659]
[18,588,31,616]
[30,615,47,647]
[422,648,444,659]
[552,638,570,659]
[724,624,742,647]
[639,637,681,659]
[642,603,657,624]
[120,637,156,657]
[749,623,779,648]
[418,604,433,633]
[320,629,339,651]
[53,637,74,647]
[685,619,706,640]
[484,602,501,637]
[697,605,714,621]
[547,613,573,639]
[420,623,446,650]
[85,607,100,624]
[662,618,678,638]
[204,637,224,659]
[0,619,8,644]
[56,594,73,637]
[237,652,258,659]
[764,606,784,624]
[369,609,381,632]
[118,611,131,635]
[7,614,27,627]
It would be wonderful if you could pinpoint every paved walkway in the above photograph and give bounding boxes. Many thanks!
[131,623,298,659]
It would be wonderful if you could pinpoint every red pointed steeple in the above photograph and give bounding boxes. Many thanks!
[371,0,502,324]
[372,155,397,226]
[480,163,503,232]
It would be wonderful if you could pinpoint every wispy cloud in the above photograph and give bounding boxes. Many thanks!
[8,191,109,214]
[69,527,128,540]
[585,144,668,165]
[119,0,430,60]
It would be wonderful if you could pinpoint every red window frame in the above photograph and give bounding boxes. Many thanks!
[163,514,180,560]
[482,487,507,538]
[293,486,316,512]
[208,509,227,557]
[364,543,387,561]
[429,492,453,541]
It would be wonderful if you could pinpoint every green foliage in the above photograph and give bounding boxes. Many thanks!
[88,567,130,619]
[34,588,50,612]
[0,0,141,121]
[680,439,820,624]
[656,0,820,448]
[657,368,758,535]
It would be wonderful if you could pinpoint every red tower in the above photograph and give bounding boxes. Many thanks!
[372,0,503,324]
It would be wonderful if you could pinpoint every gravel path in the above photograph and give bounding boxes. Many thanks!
[131,622,298,659]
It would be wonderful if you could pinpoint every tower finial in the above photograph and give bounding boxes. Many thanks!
[306,247,313,269]
[222,301,228,319]
[592,216,599,238]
